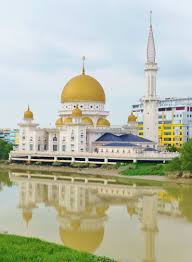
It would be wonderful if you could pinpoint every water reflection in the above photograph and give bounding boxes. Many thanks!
[0,170,12,191]
[2,171,192,261]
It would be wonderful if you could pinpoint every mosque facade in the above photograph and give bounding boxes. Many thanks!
[10,15,178,163]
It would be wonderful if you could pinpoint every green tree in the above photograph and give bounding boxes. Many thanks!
[0,139,13,160]
[180,138,192,171]
[166,157,182,172]
[166,145,179,152]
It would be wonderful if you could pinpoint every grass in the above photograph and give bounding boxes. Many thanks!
[0,234,116,262]
[120,162,167,176]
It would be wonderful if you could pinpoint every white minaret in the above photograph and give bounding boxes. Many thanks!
[143,11,159,143]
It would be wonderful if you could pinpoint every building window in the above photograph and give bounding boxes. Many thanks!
[62,145,66,151]
[38,144,40,151]
[53,145,57,151]
[30,144,33,151]
[164,138,171,141]
[53,136,57,142]
[44,145,47,150]
[164,132,171,135]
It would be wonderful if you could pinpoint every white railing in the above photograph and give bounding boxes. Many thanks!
[10,150,179,160]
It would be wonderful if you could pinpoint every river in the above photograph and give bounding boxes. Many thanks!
[0,169,192,262]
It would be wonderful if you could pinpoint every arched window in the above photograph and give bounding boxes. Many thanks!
[53,136,57,142]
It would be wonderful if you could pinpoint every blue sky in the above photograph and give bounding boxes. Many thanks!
[0,0,192,128]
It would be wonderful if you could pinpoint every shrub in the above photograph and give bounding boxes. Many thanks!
[121,163,165,176]
[166,145,179,152]
[70,162,89,168]
[180,139,192,171]
[52,162,63,167]
[88,163,98,168]
[33,161,43,166]
[100,164,115,169]
[165,157,182,172]
[0,139,13,160]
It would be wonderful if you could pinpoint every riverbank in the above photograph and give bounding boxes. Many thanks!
[1,162,192,186]
[0,234,115,262]
[0,162,118,176]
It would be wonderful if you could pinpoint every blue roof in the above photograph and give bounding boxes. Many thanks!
[96,133,152,143]
[144,147,157,152]
[104,142,138,147]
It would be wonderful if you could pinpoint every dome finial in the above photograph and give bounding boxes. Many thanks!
[82,56,85,74]
[28,104,30,111]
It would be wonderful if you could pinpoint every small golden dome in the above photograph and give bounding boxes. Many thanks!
[22,209,32,224]
[128,112,137,123]
[61,74,105,103]
[82,117,93,125]
[97,118,110,127]
[24,105,33,120]
[127,207,136,217]
[72,106,82,117]
[55,118,63,126]
[63,117,72,124]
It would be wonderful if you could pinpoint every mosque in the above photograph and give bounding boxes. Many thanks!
[10,14,178,163]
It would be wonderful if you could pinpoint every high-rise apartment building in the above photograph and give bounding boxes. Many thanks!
[132,97,192,147]
[0,129,19,146]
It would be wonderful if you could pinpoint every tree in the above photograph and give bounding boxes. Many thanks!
[166,139,192,173]
[166,157,182,172]
[166,145,179,152]
[0,139,13,160]
[180,138,192,171]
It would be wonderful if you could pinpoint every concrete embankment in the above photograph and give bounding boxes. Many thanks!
[1,162,192,185]
[0,162,118,176]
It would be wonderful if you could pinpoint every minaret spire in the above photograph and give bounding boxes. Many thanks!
[82,56,85,75]
[143,11,159,144]
[150,10,152,27]
[147,11,156,63]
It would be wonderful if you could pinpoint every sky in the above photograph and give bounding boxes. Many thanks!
[0,0,192,128]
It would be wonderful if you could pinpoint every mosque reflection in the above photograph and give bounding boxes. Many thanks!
[10,172,183,261]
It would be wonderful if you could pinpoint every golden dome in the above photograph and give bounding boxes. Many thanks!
[22,209,32,225]
[59,226,104,253]
[128,112,137,123]
[24,105,33,120]
[82,117,93,125]
[72,106,82,117]
[55,118,63,126]
[61,74,105,103]
[63,117,72,124]
[127,207,136,217]
[97,118,110,127]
